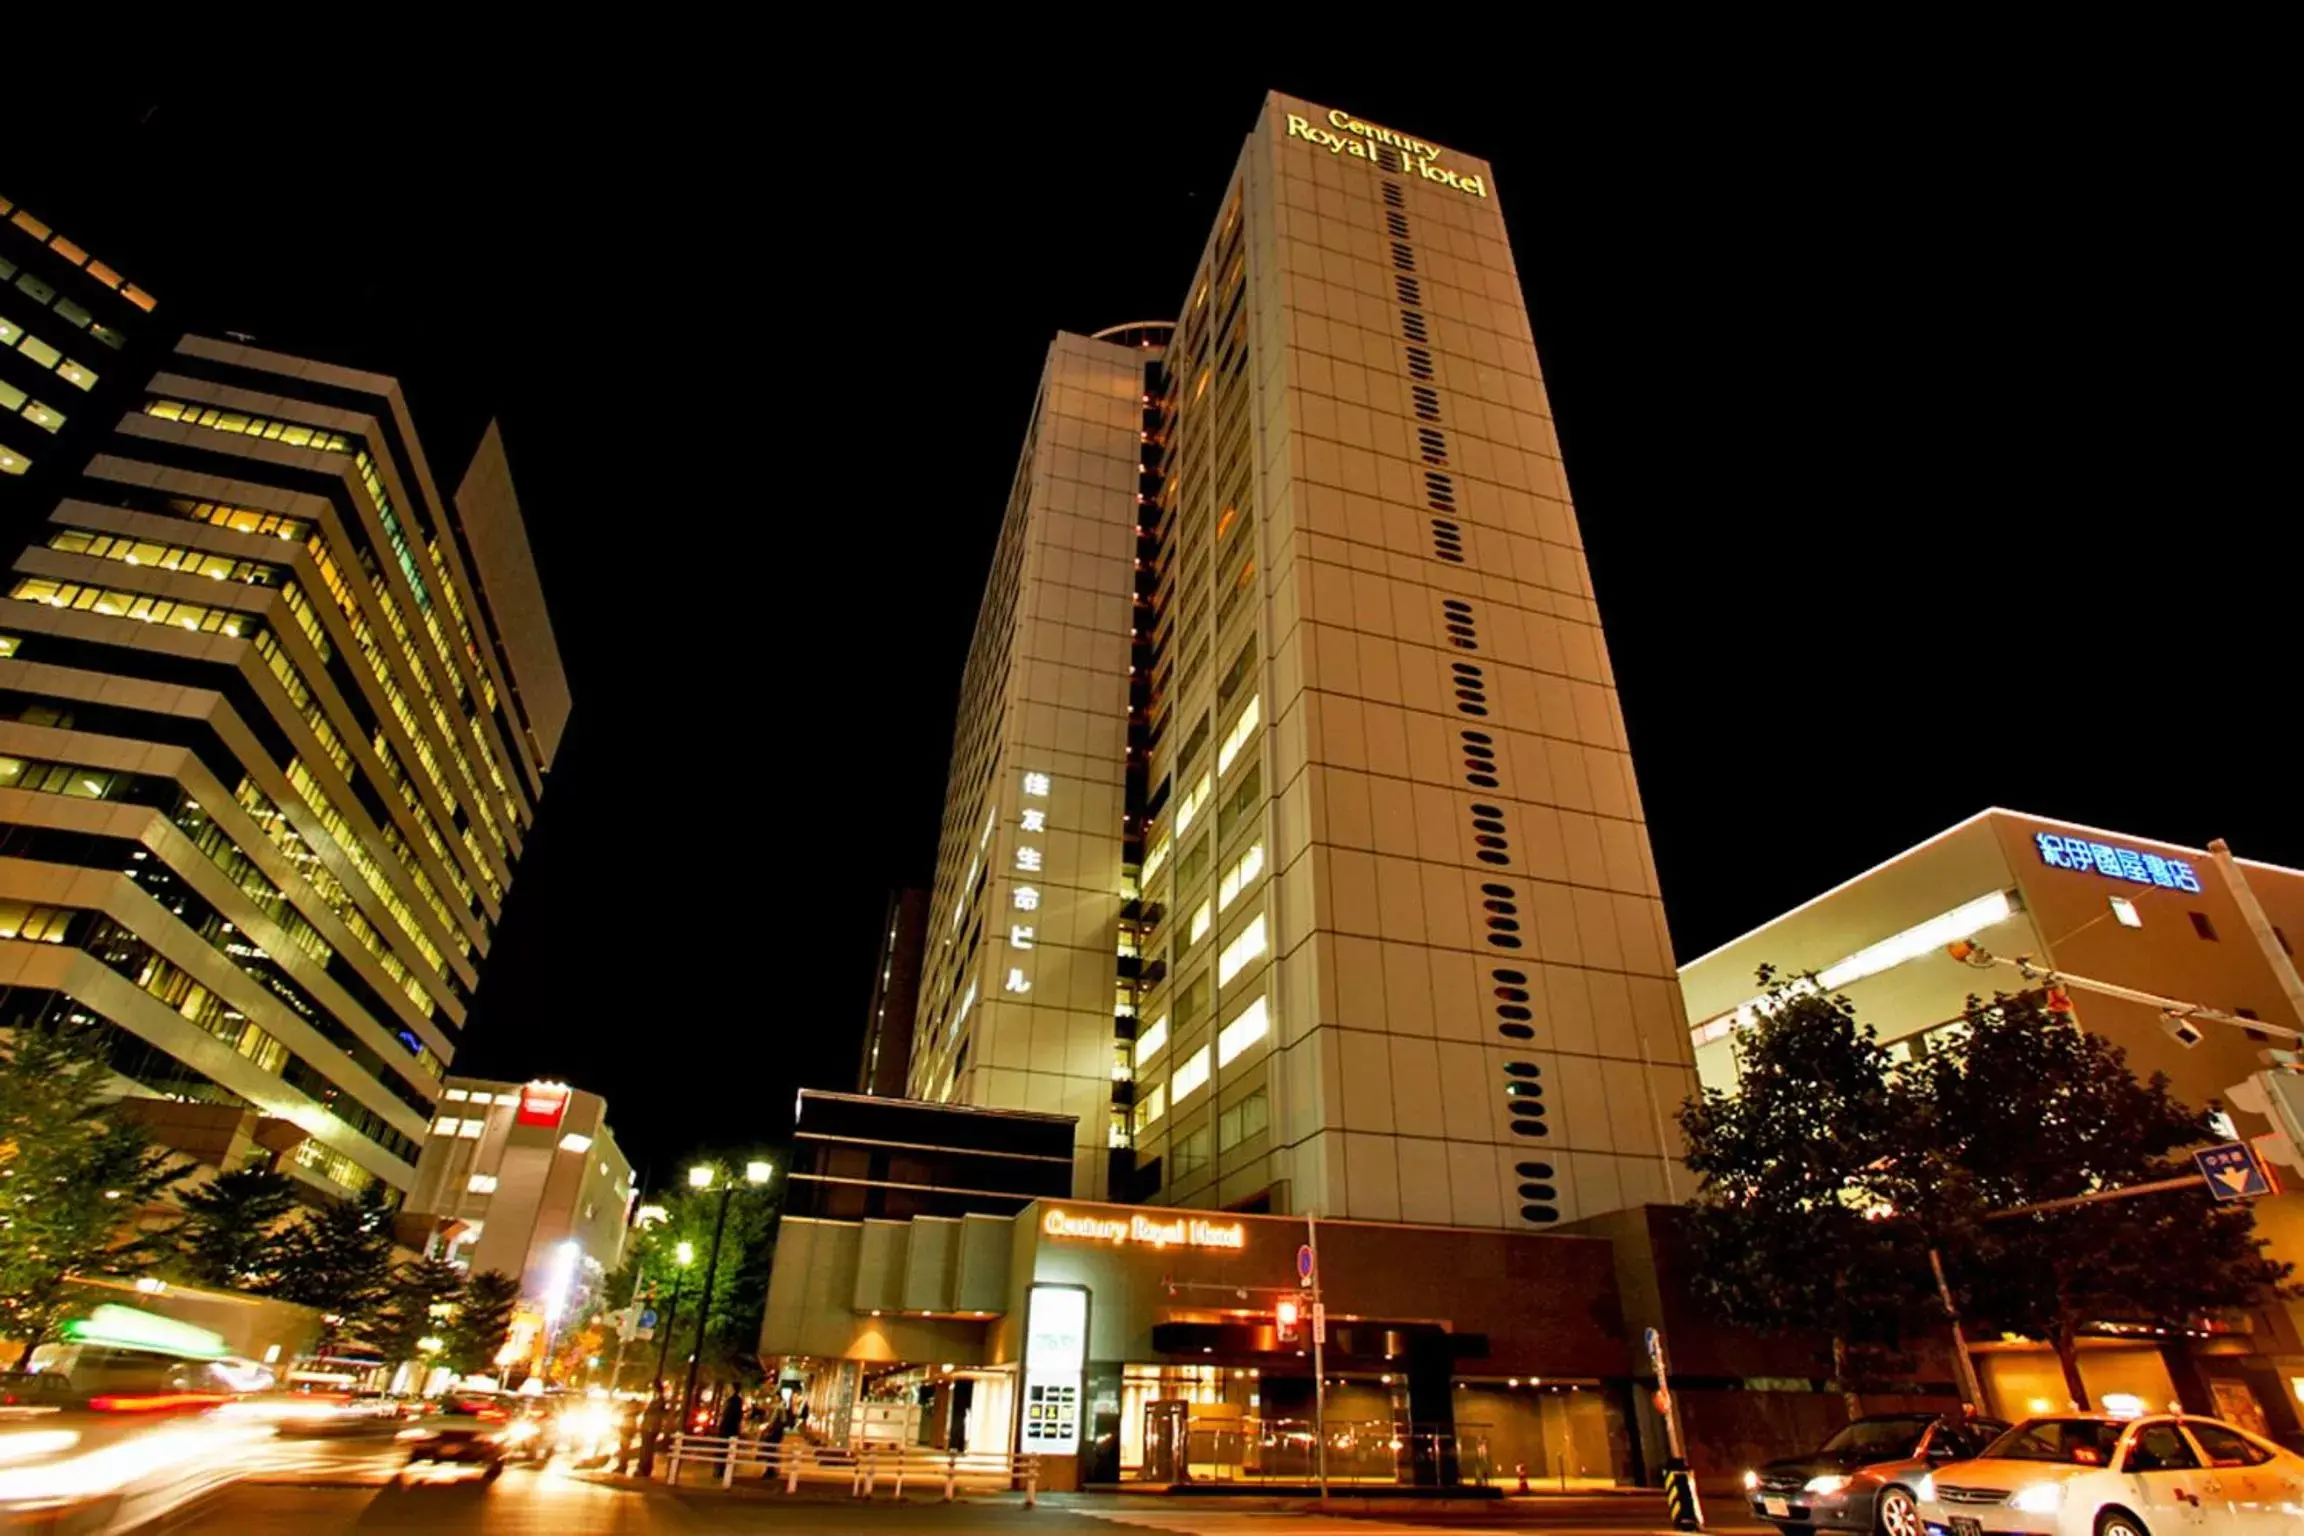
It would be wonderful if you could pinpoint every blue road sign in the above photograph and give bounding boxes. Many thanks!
[1297,1244,1316,1285]
[2194,1142,2272,1202]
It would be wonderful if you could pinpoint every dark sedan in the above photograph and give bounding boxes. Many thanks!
[1746,1412,2008,1536]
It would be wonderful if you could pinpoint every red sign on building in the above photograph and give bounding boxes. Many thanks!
[516,1080,571,1128]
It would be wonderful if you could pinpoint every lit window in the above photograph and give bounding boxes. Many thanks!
[467,1173,498,1194]
[1173,1045,1211,1104]
[1141,836,1169,884]
[2110,896,2142,928]
[1219,844,1265,910]
[1136,1017,1170,1063]
[0,316,19,347]
[17,333,60,370]
[458,1119,485,1139]
[1188,901,1213,946]
[56,360,96,391]
[1175,774,1212,833]
[558,1133,594,1154]
[444,1088,469,1102]
[0,447,26,476]
[1135,1084,1167,1131]
[432,1116,459,1135]
[494,1094,519,1107]
[1218,996,1269,1066]
[21,400,63,433]
[1217,695,1261,772]
[1218,915,1268,986]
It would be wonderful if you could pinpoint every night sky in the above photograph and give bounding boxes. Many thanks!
[19,62,2291,1181]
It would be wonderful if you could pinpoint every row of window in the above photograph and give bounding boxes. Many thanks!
[164,495,308,543]
[3,200,155,314]
[145,398,351,454]
[10,575,255,637]
[47,525,280,587]
[0,375,63,435]
[1,309,99,392]
[303,537,502,904]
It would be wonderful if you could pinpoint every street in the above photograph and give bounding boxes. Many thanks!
[167,1436,1769,1535]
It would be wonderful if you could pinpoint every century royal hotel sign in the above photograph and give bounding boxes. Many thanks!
[1285,106,1491,197]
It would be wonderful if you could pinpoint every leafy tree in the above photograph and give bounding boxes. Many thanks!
[1677,972,1940,1418]
[270,1179,398,1350]
[443,1270,521,1377]
[1919,991,2295,1407]
[607,1162,782,1396]
[0,1024,185,1353]
[371,1255,465,1376]
[170,1163,298,1293]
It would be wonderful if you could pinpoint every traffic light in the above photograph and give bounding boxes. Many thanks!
[1275,1298,1301,1344]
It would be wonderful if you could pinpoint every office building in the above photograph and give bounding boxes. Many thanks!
[0,190,569,1200]
[1681,807,2304,1443]
[909,93,1695,1231]
[401,1076,631,1368]
[857,888,929,1098]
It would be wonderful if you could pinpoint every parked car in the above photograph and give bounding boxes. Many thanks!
[1747,1412,2010,1536]
[1915,1412,2304,1536]
[395,1392,521,1482]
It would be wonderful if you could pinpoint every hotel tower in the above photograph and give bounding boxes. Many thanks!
[0,190,567,1198]
[910,94,1696,1233]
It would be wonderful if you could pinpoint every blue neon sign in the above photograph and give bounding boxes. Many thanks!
[2035,832,2201,893]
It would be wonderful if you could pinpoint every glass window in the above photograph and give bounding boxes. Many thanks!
[56,360,95,391]
[2123,1424,2199,1473]
[21,400,63,433]
[17,334,60,369]
[0,316,20,346]
[1982,1419,2124,1466]
[2183,1421,2272,1468]
[0,378,24,412]
[52,298,91,329]
[13,273,55,306]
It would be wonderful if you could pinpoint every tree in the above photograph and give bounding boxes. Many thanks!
[605,1162,782,1396]
[371,1255,465,1377]
[271,1179,398,1350]
[169,1163,298,1293]
[0,1024,184,1354]
[1918,991,2295,1407]
[1676,972,1940,1419]
[443,1270,520,1377]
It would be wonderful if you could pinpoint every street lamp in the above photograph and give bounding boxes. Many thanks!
[637,1239,697,1479]
[678,1159,775,1435]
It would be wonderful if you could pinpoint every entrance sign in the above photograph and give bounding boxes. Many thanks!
[2194,1141,2273,1201]
[1041,1208,1246,1250]
[1020,1284,1087,1456]
[2035,832,2202,892]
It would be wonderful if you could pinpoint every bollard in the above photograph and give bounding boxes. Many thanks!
[862,1450,878,1499]
[666,1436,683,1485]
[892,1458,906,1499]
[721,1438,736,1489]
[1023,1456,1038,1509]
[945,1450,958,1502]
[785,1442,803,1494]
[1662,1457,1703,1531]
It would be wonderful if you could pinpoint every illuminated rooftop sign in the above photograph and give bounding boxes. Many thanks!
[1042,1208,1246,1251]
[1284,108,1488,198]
[2035,833,2202,893]
[517,1080,571,1128]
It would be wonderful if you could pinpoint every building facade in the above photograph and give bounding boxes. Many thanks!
[1681,807,2304,1444]
[0,190,569,1200]
[910,94,1695,1233]
[401,1076,631,1362]
[857,888,929,1098]
[908,330,1148,1197]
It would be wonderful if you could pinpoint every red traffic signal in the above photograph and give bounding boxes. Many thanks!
[1275,1298,1301,1343]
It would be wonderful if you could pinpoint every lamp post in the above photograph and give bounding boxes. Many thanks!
[635,1240,694,1479]
[678,1159,773,1436]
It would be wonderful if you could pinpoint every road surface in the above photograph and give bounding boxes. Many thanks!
[170,1434,1765,1534]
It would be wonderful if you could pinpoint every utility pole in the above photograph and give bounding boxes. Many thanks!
[1926,1247,1984,1409]
[681,1181,737,1434]
[2210,839,2304,1025]
[1307,1213,1328,1502]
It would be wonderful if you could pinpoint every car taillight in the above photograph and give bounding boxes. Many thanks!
[89,1391,229,1412]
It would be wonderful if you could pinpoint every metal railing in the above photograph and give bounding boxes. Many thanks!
[1167,1417,1494,1486]
[662,1435,1040,1502]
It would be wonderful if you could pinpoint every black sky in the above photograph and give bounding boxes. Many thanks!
[16,55,2292,1178]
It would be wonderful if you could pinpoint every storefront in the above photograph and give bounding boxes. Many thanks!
[761,1196,1640,1490]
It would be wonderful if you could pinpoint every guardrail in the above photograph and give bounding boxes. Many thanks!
[662,1435,1041,1503]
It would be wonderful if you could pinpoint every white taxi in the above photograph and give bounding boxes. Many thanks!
[1916,1413,2302,1536]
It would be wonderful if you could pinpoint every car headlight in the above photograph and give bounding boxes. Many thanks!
[1911,1473,1935,1503]
[1803,1474,1851,1497]
[1743,1470,1759,1491]
[504,1420,538,1443]
[396,1427,428,1441]
[2008,1482,2065,1514]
